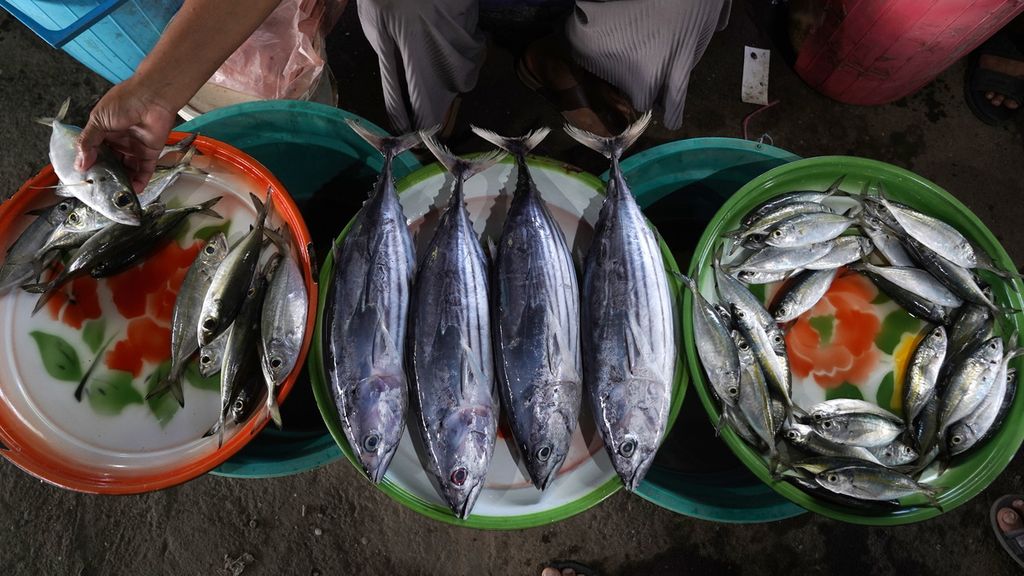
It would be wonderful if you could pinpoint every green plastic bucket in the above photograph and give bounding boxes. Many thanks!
[177,101,421,478]
[603,137,806,522]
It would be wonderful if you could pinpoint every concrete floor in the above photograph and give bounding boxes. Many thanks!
[2,3,1024,575]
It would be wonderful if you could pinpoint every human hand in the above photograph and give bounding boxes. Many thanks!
[75,78,178,194]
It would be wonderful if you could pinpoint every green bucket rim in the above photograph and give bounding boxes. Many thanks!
[308,154,688,529]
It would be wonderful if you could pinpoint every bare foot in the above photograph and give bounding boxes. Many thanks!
[996,498,1024,534]
[979,53,1024,109]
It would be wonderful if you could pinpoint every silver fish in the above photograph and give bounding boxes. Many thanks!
[869,438,919,467]
[815,464,939,505]
[681,275,739,407]
[902,326,946,430]
[566,113,677,492]
[730,242,834,274]
[722,405,762,448]
[410,135,504,518]
[733,331,777,463]
[901,235,1003,314]
[713,259,783,342]
[771,268,837,323]
[763,213,855,248]
[0,199,75,292]
[737,269,795,285]
[850,263,962,308]
[853,263,954,325]
[198,191,272,346]
[735,201,834,238]
[805,399,903,425]
[216,271,270,447]
[324,119,419,485]
[813,413,904,447]
[946,303,994,365]
[803,236,873,270]
[148,233,228,406]
[948,347,1024,456]
[859,215,914,267]
[474,126,582,491]
[939,336,1003,441]
[740,176,845,228]
[876,194,978,269]
[198,331,228,378]
[40,98,142,225]
[261,243,308,430]
[781,420,884,465]
[732,302,793,410]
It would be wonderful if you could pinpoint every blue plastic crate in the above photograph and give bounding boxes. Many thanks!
[0,0,182,84]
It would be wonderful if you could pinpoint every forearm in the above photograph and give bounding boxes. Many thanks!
[131,0,283,112]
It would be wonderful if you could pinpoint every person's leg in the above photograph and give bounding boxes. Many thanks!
[566,0,731,130]
[356,0,486,133]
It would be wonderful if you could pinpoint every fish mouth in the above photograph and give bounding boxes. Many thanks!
[625,452,657,492]
[450,481,484,520]
[363,445,398,485]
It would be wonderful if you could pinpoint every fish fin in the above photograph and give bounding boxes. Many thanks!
[263,227,288,252]
[194,196,223,219]
[345,118,421,159]
[564,111,652,160]
[144,367,185,407]
[469,126,550,158]
[458,339,487,397]
[822,174,846,197]
[674,272,698,296]
[34,97,71,126]
[267,397,282,429]
[160,133,198,158]
[204,421,219,438]
[420,131,506,181]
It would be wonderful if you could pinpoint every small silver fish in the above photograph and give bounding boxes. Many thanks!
[781,421,884,465]
[813,413,905,447]
[0,199,75,292]
[859,214,914,267]
[730,242,834,274]
[261,244,307,429]
[763,213,855,248]
[736,201,834,238]
[939,336,1003,441]
[850,263,962,308]
[732,303,794,410]
[902,326,946,430]
[740,176,845,228]
[805,399,903,425]
[217,271,270,447]
[681,275,740,407]
[815,464,939,506]
[771,268,837,323]
[876,194,978,269]
[803,236,873,270]
[733,331,777,464]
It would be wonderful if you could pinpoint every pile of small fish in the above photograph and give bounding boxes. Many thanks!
[323,113,676,519]
[148,190,309,448]
[684,176,1022,511]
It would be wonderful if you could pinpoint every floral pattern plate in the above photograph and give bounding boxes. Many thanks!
[309,156,686,529]
[687,156,1024,525]
[0,134,317,493]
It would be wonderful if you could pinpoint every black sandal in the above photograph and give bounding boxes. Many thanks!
[965,30,1024,126]
[990,494,1024,569]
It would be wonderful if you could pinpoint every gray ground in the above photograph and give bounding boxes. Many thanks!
[2,3,1024,575]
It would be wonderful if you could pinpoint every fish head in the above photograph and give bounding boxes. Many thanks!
[980,337,1004,364]
[947,423,978,457]
[348,373,407,484]
[522,392,577,490]
[45,200,77,226]
[261,335,301,388]
[781,420,814,447]
[438,406,496,519]
[766,223,799,246]
[604,398,663,492]
[86,163,142,225]
[225,379,264,429]
[198,301,224,347]
[815,468,855,493]
[878,442,918,465]
[197,346,221,377]
[198,233,228,267]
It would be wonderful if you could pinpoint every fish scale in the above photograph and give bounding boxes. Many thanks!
[475,126,583,492]
[566,112,676,493]
[324,122,418,485]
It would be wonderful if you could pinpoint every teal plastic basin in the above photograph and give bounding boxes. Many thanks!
[604,137,806,523]
[177,101,421,478]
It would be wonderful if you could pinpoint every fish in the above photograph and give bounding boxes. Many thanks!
[0,199,76,292]
[868,438,919,467]
[733,331,777,465]
[731,201,834,238]
[786,476,903,511]
[914,395,941,457]
[732,302,794,411]
[770,268,837,323]
[729,242,834,274]
[805,399,903,425]
[216,270,270,447]
[409,133,504,518]
[260,239,308,430]
[147,232,228,406]
[874,193,987,272]
[565,112,676,492]
[781,420,885,465]
[740,176,845,228]
[198,191,272,346]
[900,235,1006,315]
[680,274,740,407]
[815,464,939,506]
[947,347,1023,457]
[737,269,795,285]
[27,198,222,313]
[473,126,582,491]
[323,123,419,485]
[849,263,962,308]
[763,213,855,248]
[721,405,762,449]
[945,303,994,367]
[713,258,784,343]
[859,215,914,267]
[938,336,1003,444]
[38,98,142,225]
[852,263,954,324]
[803,236,873,270]
[813,413,905,448]
[198,331,228,378]
[902,326,946,430]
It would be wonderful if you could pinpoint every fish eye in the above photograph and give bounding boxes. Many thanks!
[736,310,745,318]
[270,357,283,370]
[727,386,739,397]
[450,467,468,486]
[57,202,70,212]
[247,287,256,297]
[85,178,94,184]
[951,435,963,445]
[68,213,79,224]
[738,342,749,351]
[363,433,381,453]
[201,355,212,364]
[232,398,244,412]
[822,420,834,429]
[203,318,217,330]
[812,412,824,421]
[536,445,552,462]
[772,229,783,238]
[777,306,788,316]
[114,193,133,208]
[773,335,783,344]
[785,430,798,440]
[826,474,839,483]
[619,439,637,458]
[204,245,216,255]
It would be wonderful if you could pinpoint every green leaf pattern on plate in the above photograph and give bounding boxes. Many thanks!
[82,319,106,354]
[876,372,896,413]
[144,361,179,427]
[825,381,864,401]
[185,360,220,391]
[876,309,920,355]
[30,331,82,382]
[86,370,144,416]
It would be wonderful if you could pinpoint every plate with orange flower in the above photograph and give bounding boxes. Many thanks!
[687,156,1024,525]
[0,133,317,494]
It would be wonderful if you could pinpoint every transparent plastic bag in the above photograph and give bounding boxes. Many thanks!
[208,0,347,101]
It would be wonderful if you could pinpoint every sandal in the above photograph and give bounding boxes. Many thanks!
[964,31,1024,126]
[990,494,1024,569]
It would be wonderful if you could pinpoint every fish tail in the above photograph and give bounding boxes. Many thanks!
[345,118,421,160]
[24,276,65,314]
[563,111,652,161]
[673,271,698,295]
[168,133,198,154]
[263,226,288,253]
[266,395,282,429]
[177,142,198,167]
[250,187,273,229]
[469,126,551,159]
[217,412,225,449]
[194,196,223,219]
[145,366,185,407]
[420,131,506,182]
[823,174,846,196]
[34,97,71,126]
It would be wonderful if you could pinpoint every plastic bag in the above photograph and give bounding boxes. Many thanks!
[208,0,347,101]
